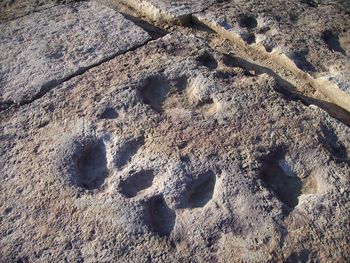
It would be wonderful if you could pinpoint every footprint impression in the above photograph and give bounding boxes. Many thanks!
[117,164,217,237]
[138,72,221,116]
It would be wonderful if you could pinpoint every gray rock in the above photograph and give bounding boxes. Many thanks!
[1,32,349,262]
[0,1,151,106]
[118,0,217,24]
[0,0,69,22]
[192,0,350,111]
[114,0,350,111]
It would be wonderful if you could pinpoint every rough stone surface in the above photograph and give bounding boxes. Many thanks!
[196,0,350,74]
[0,1,151,105]
[139,0,216,16]
[193,0,350,111]
[118,0,217,23]
[0,0,65,22]
[1,1,350,262]
[0,0,90,23]
[1,32,349,262]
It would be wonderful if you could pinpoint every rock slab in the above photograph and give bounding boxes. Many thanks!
[1,32,349,262]
[193,0,350,110]
[0,1,151,105]
[119,0,216,23]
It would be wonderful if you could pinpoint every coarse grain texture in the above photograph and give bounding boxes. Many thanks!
[0,1,151,106]
[1,32,349,262]
[1,1,349,262]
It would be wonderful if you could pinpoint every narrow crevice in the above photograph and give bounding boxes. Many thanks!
[3,2,349,127]
[185,17,216,33]
[222,54,296,90]
[122,7,350,127]
[119,12,168,39]
[191,15,350,113]
[275,82,350,126]
[0,100,15,111]
[0,37,159,112]
[222,53,350,126]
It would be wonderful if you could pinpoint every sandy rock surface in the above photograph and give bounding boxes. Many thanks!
[117,0,216,24]
[196,0,350,69]
[0,0,79,22]
[1,1,349,262]
[193,0,350,111]
[0,1,151,107]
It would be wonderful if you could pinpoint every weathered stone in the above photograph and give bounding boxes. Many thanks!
[0,0,68,22]
[113,0,350,111]
[0,1,151,106]
[118,0,217,24]
[1,0,350,262]
[1,33,349,262]
[193,0,350,111]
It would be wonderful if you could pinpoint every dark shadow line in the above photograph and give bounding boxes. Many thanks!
[223,53,350,126]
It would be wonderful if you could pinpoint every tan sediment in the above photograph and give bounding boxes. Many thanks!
[192,15,350,112]
[111,0,350,112]
[118,0,191,24]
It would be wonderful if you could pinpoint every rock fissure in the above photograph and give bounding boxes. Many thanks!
[1,1,350,262]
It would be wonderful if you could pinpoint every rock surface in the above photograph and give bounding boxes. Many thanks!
[0,0,69,22]
[115,0,350,112]
[196,0,350,67]
[193,0,350,111]
[1,32,350,262]
[0,1,151,106]
[1,1,350,263]
[118,0,216,24]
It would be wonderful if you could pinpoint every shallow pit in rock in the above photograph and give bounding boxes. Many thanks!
[114,136,144,168]
[76,139,107,190]
[99,107,118,119]
[119,169,155,198]
[196,52,218,70]
[238,15,258,29]
[142,195,176,237]
[179,170,217,209]
[322,30,346,55]
[260,151,302,208]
